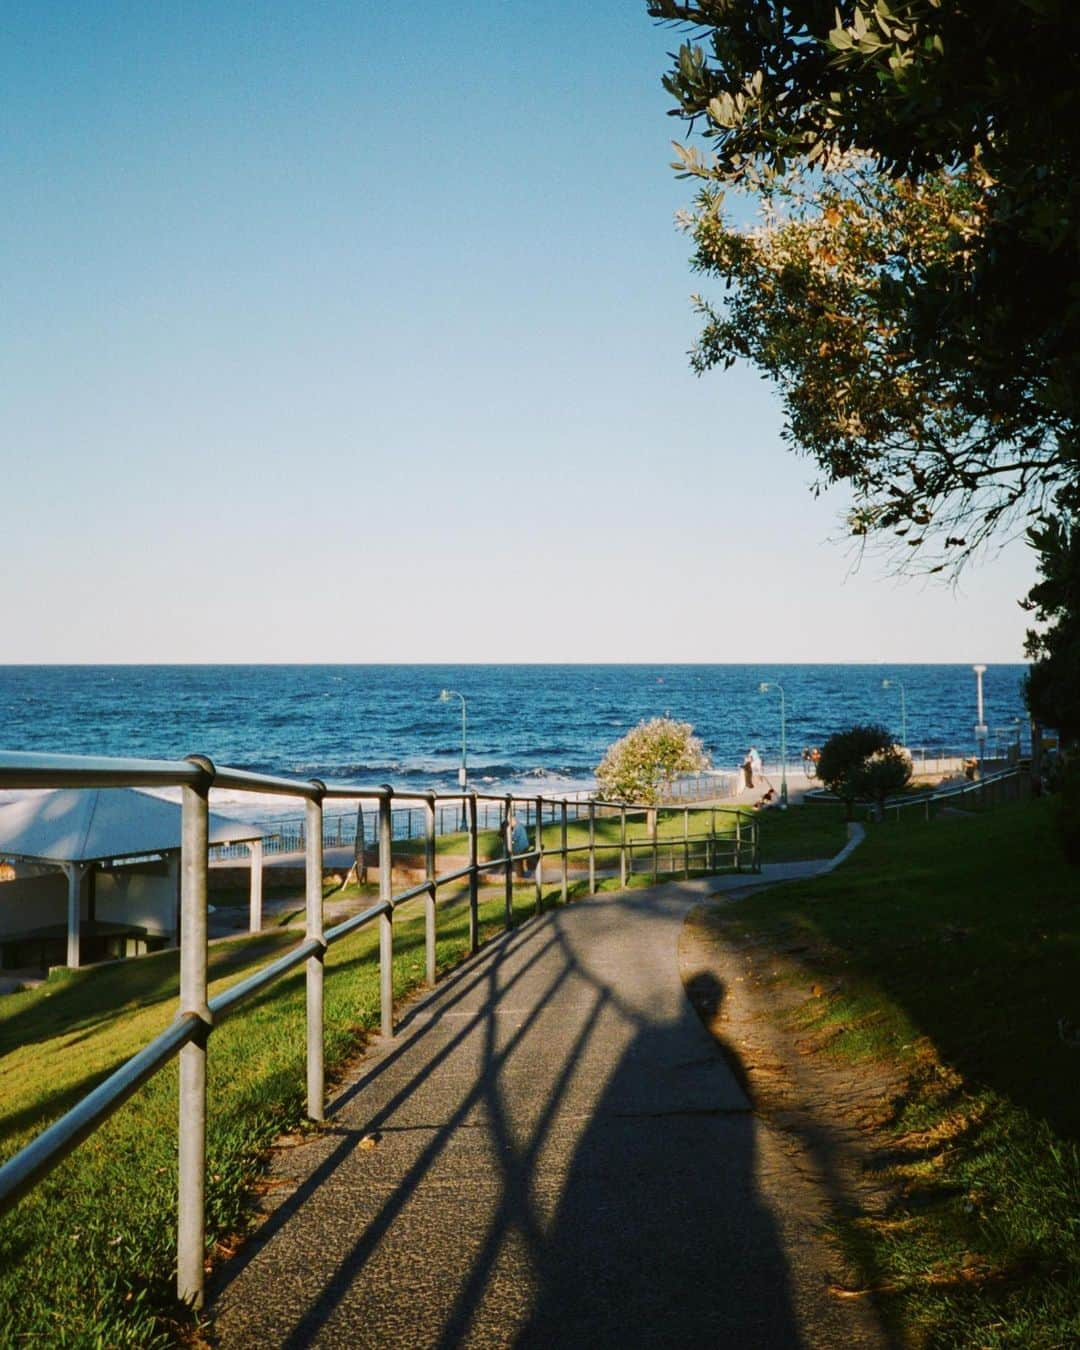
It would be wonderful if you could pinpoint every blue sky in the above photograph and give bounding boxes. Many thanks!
[2,1,1034,662]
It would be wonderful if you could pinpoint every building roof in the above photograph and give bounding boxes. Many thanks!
[0,788,266,864]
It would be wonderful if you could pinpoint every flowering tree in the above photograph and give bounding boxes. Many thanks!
[595,717,710,805]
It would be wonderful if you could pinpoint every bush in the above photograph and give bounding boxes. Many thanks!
[595,717,709,805]
[817,724,911,817]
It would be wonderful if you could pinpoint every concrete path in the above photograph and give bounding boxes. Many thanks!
[210,833,873,1348]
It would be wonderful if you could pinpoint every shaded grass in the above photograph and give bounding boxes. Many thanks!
[0,881,548,1347]
[712,798,1080,1346]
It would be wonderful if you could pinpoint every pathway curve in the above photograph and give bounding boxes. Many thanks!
[210,844,878,1349]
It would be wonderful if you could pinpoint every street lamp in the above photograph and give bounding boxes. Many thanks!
[439,689,468,828]
[972,664,988,762]
[758,681,788,809]
[882,678,908,748]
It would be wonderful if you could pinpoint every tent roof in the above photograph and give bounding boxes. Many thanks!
[0,788,266,864]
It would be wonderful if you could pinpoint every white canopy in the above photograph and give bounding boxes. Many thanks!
[0,788,266,864]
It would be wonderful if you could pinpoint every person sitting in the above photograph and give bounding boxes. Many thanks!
[510,812,530,877]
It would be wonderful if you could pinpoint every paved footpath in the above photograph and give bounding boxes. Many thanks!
[210,853,878,1349]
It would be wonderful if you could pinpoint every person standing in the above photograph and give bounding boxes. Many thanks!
[749,746,763,785]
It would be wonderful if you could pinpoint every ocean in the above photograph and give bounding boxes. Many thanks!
[0,665,1028,805]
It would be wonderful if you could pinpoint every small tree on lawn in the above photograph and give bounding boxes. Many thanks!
[817,725,911,819]
[595,717,709,806]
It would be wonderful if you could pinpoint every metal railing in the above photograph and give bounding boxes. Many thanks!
[206,754,1018,863]
[0,750,756,1313]
[882,764,1028,822]
[209,771,736,862]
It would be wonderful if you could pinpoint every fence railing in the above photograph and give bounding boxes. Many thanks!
[881,764,1028,822]
[209,771,736,862]
[209,752,1013,863]
[0,750,756,1313]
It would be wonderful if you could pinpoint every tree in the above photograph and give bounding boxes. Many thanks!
[817,724,911,817]
[681,161,1039,569]
[595,717,709,805]
[648,0,1080,566]
[1023,514,1080,747]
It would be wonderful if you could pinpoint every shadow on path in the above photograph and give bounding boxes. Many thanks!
[210,886,806,1347]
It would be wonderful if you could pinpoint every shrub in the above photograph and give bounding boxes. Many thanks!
[595,717,709,805]
[817,724,912,817]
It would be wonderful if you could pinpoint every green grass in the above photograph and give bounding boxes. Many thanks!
[411,801,847,868]
[710,797,1080,1346]
[0,881,549,1347]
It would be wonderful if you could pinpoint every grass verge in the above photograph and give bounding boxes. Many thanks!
[710,797,1080,1346]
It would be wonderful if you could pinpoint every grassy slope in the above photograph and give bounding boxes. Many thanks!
[0,884,542,1346]
[712,798,1080,1346]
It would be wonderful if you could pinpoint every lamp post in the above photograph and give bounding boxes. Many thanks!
[882,678,908,748]
[439,689,468,829]
[758,681,788,809]
[972,664,988,762]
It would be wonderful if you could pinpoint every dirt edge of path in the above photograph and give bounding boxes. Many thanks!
[678,899,907,1349]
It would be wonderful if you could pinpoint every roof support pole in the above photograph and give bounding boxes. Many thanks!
[63,863,85,968]
[247,838,264,934]
[168,854,181,946]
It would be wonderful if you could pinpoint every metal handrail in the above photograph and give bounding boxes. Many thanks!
[883,765,1026,822]
[0,749,758,1315]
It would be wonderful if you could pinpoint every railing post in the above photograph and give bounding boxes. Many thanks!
[379,787,394,1038]
[535,795,544,914]
[709,806,716,872]
[468,791,479,953]
[619,806,627,888]
[560,799,568,904]
[178,756,212,1310]
[683,807,690,879]
[588,800,596,895]
[735,811,743,872]
[504,793,514,929]
[305,786,325,1122]
[424,792,437,986]
[652,809,659,882]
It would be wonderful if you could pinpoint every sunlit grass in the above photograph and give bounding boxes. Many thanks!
[0,882,545,1346]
